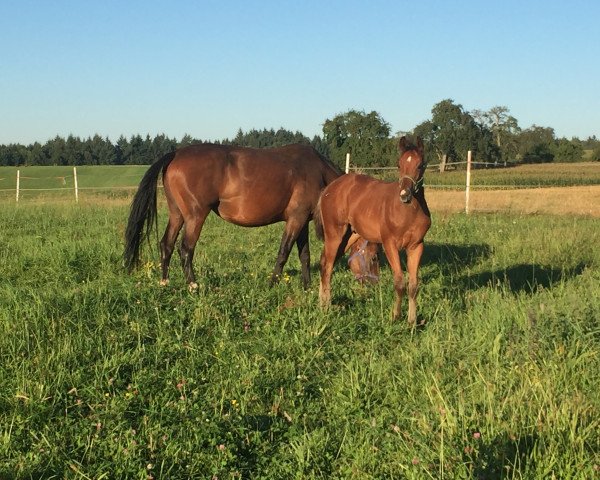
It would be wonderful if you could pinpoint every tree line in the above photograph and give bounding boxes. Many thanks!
[2,99,599,168]
[323,100,600,168]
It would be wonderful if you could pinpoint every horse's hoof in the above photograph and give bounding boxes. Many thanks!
[188,282,199,293]
[319,298,331,310]
[159,279,169,286]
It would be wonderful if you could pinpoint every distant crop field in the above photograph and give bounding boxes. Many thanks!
[365,162,600,188]
[0,196,599,477]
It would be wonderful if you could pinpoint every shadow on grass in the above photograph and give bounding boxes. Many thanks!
[309,242,491,277]
[422,243,491,272]
[464,433,538,478]
[226,414,293,476]
[307,243,492,317]
[307,243,588,317]
[462,263,587,293]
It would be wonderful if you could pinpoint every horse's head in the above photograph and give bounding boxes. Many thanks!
[347,238,380,284]
[397,136,426,204]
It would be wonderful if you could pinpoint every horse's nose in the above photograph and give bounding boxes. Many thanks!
[400,189,412,203]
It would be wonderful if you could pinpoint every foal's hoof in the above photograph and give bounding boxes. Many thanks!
[159,279,169,287]
[188,282,199,293]
[318,297,331,311]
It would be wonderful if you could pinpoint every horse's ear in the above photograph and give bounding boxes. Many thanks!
[416,136,424,153]
[398,136,408,152]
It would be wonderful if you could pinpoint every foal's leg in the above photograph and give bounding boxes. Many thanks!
[159,211,184,285]
[271,218,305,286]
[295,223,311,289]
[406,242,424,325]
[382,241,405,320]
[319,226,350,308]
[178,209,209,291]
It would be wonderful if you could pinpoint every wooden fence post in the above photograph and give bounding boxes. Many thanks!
[439,153,447,173]
[16,169,20,202]
[73,167,79,203]
[465,150,472,214]
[345,153,351,174]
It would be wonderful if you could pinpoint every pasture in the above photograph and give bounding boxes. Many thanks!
[0,165,599,478]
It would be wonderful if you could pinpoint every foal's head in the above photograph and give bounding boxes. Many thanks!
[397,136,426,203]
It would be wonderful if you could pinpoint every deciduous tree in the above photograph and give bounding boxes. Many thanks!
[322,110,395,168]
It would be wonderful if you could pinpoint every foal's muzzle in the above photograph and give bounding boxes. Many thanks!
[399,188,413,203]
[399,175,416,203]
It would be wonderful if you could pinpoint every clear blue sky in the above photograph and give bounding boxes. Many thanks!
[1,0,599,145]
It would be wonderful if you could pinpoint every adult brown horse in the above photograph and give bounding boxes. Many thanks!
[315,136,431,323]
[124,143,376,290]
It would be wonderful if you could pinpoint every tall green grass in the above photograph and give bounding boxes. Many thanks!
[0,204,598,478]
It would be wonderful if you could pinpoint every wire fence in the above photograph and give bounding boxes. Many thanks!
[0,166,159,202]
[349,159,600,190]
[2,159,599,210]
[353,160,500,170]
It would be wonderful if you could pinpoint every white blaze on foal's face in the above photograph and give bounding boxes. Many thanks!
[400,156,412,196]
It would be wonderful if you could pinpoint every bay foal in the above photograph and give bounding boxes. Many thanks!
[315,136,431,323]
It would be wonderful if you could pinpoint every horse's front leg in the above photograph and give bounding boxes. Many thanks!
[383,241,405,320]
[406,242,424,325]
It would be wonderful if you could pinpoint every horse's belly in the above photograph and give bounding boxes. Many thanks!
[216,198,283,227]
[349,220,381,243]
[348,204,383,243]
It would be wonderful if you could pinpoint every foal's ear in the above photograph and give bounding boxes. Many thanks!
[416,136,424,153]
[398,136,408,152]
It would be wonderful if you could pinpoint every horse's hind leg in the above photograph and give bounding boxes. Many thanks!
[295,223,310,289]
[159,211,184,285]
[406,242,424,325]
[270,218,305,286]
[178,208,209,291]
[319,225,350,309]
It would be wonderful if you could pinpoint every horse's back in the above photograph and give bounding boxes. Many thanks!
[323,173,396,211]
[168,143,325,181]
[164,144,330,226]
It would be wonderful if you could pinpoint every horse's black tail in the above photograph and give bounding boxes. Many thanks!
[313,194,325,241]
[124,151,177,271]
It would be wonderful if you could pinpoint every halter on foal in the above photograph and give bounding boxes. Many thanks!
[315,136,431,323]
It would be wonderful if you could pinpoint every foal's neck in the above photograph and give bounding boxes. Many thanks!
[413,188,430,217]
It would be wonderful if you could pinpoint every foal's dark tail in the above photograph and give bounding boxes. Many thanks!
[124,151,177,271]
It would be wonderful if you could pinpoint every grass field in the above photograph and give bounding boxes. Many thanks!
[0,165,148,202]
[1,189,599,478]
